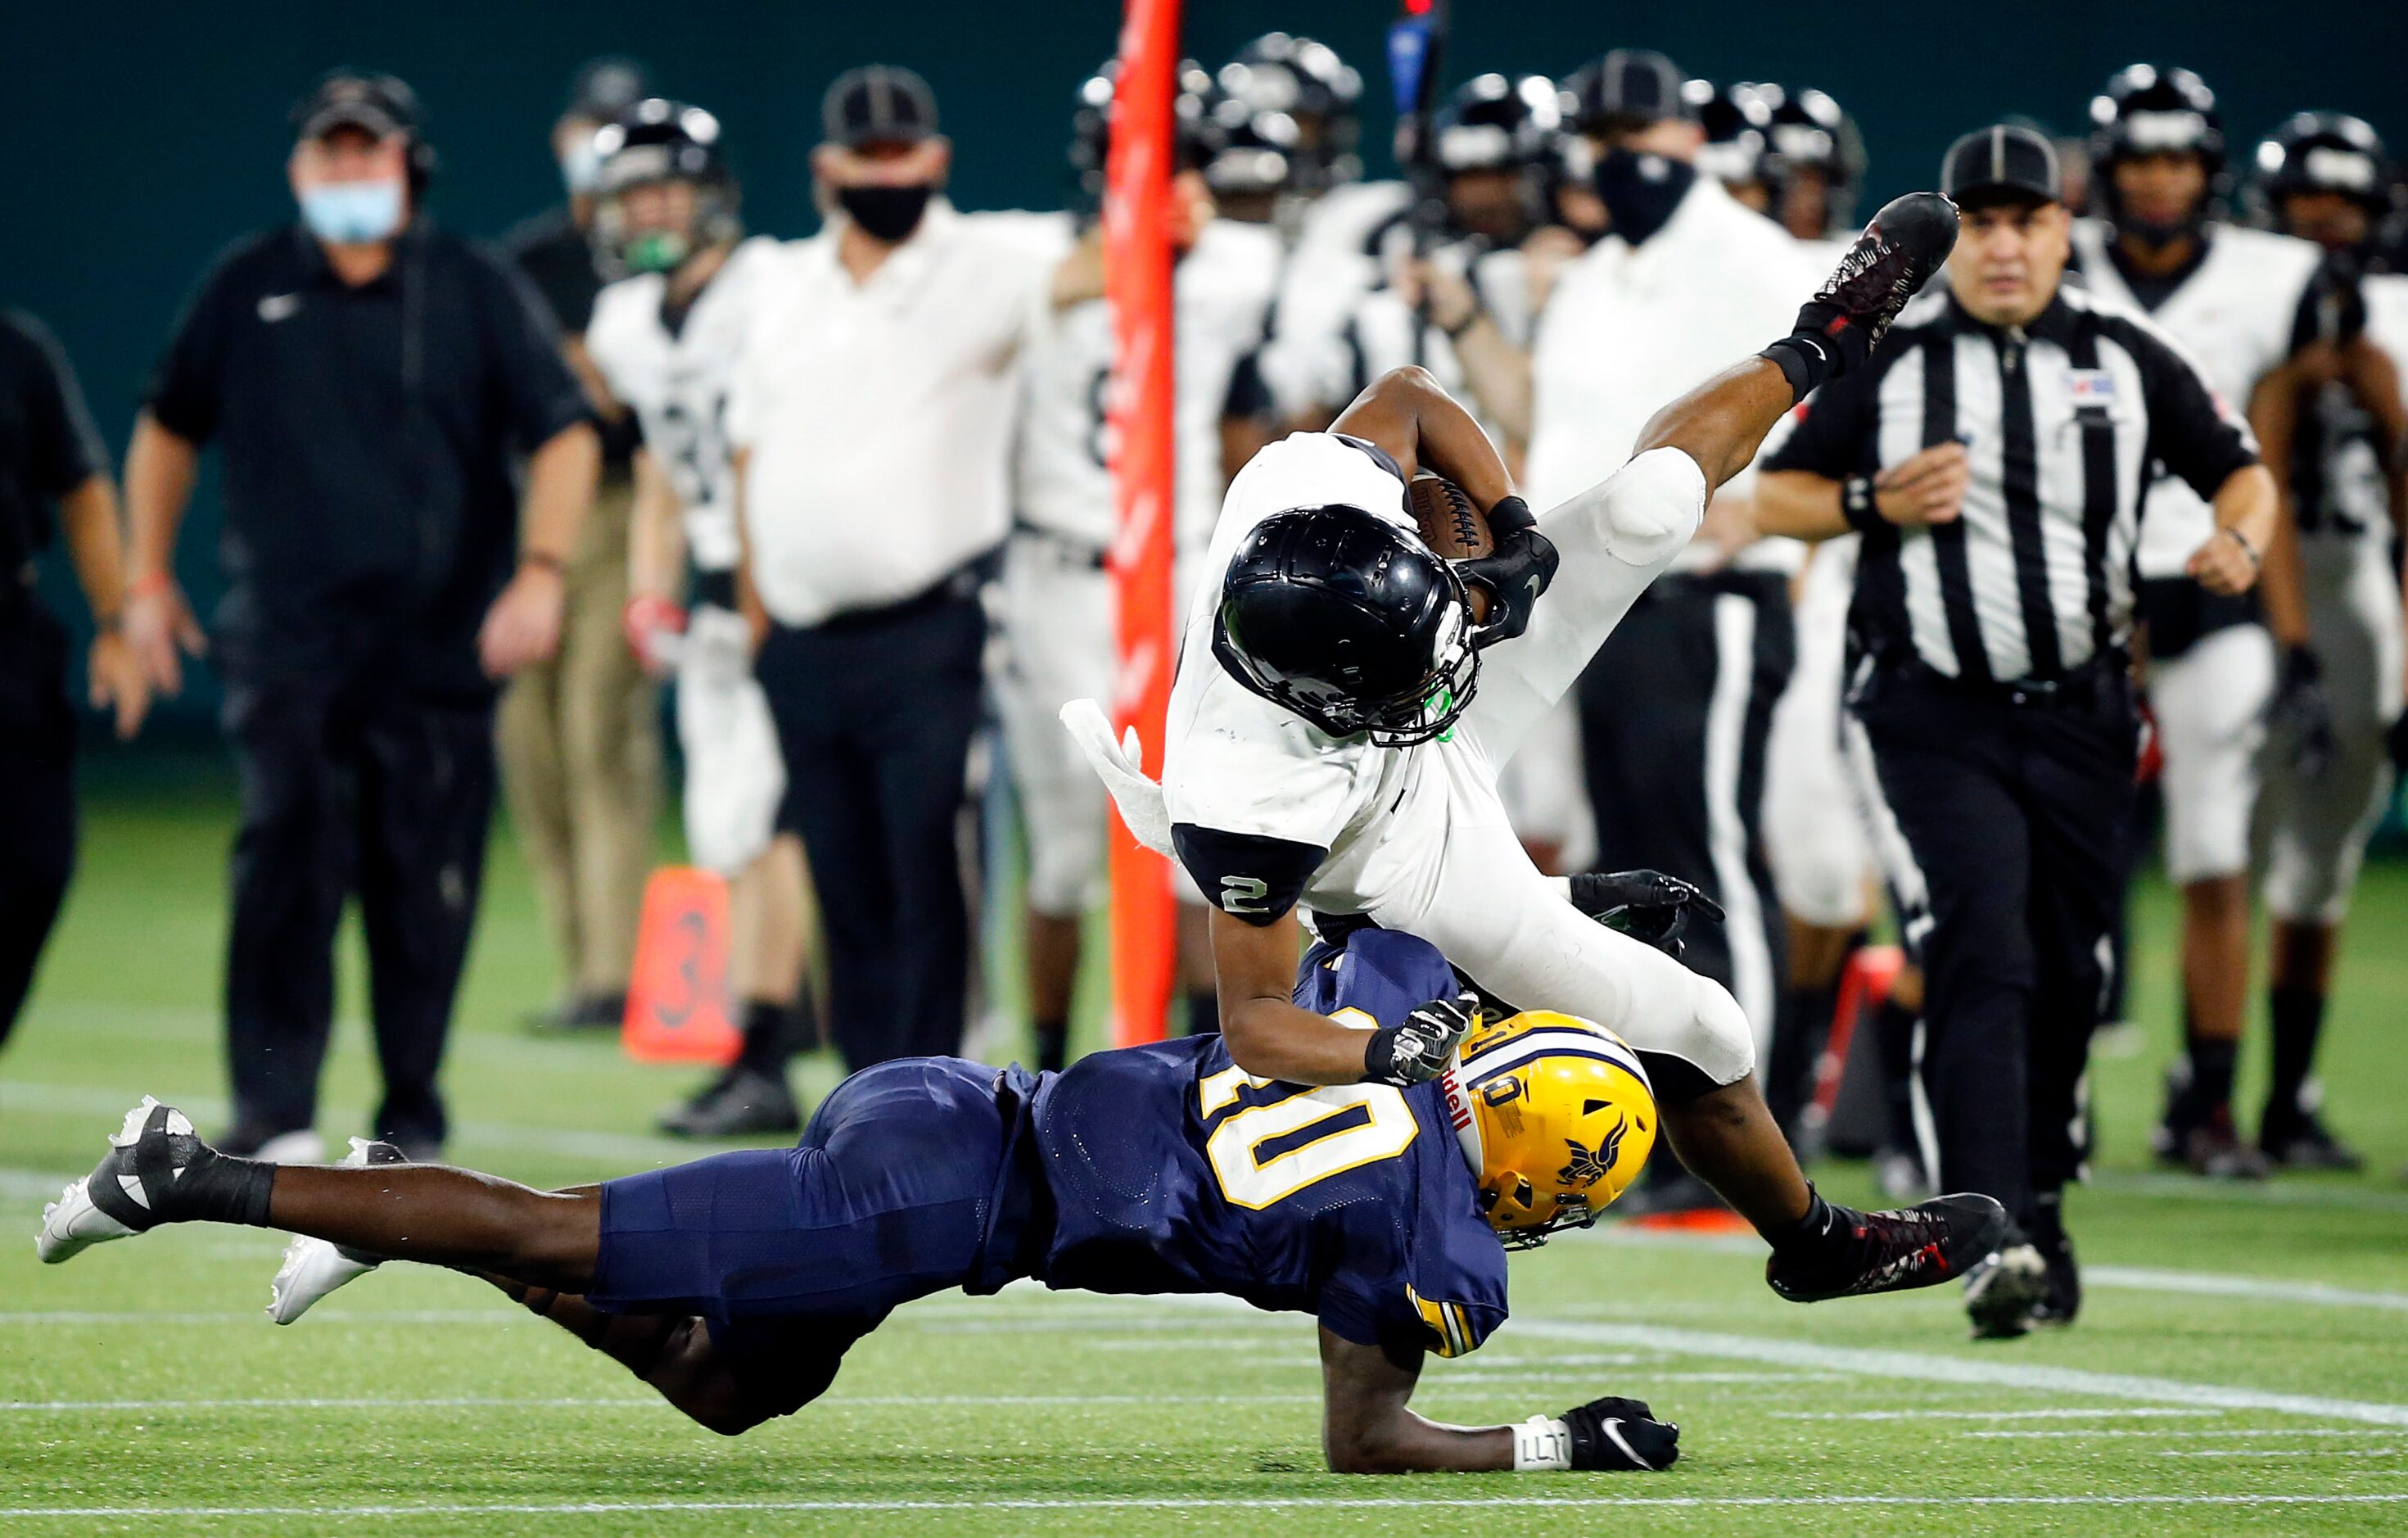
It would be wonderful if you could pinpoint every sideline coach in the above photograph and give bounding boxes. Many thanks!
[122,72,600,1160]
[1755,125,2275,1338]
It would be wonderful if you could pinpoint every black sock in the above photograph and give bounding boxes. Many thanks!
[1766,1184,1838,1256]
[1184,990,1219,1040]
[786,990,824,1055]
[2185,1035,2238,1121]
[1032,1017,1068,1074]
[736,999,791,1077]
[186,1148,278,1228]
[2266,986,2327,1129]
[1872,1000,1922,1154]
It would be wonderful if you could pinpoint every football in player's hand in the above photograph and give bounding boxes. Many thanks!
[1408,473,1494,624]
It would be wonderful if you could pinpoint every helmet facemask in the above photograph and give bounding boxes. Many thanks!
[1441,1011,1660,1250]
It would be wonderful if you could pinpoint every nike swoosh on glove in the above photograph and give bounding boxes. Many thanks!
[1562,1396,1681,1471]
[1568,870,1725,957]
[1458,497,1559,649]
[1060,699,1172,858]
[1362,991,1480,1086]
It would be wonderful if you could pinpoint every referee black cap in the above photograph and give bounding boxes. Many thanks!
[823,65,939,148]
[1941,123,2062,208]
[1571,48,1691,132]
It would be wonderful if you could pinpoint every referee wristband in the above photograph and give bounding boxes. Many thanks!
[1512,1415,1575,1472]
[1840,475,1882,534]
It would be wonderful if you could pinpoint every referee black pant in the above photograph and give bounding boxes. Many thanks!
[0,598,76,1052]
[222,667,495,1150]
[1578,571,1793,1045]
[757,580,985,1072]
[1851,662,2135,1230]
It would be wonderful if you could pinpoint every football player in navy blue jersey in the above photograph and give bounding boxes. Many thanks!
[42,929,1680,1474]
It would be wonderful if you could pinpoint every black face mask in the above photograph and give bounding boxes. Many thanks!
[837,182,933,242]
[1593,148,1697,247]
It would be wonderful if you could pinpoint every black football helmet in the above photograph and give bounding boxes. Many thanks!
[2089,64,2227,241]
[1069,60,1222,211]
[1218,33,1362,192]
[1764,87,1867,237]
[1693,80,1774,198]
[1425,73,1562,243]
[1213,505,1479,746]
[591,99,739,277]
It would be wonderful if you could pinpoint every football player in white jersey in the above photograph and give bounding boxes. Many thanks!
[2248,113,2408,1171]
[998,66,1282,1070]
[582,102,815,1138]
[1224,34,1411,427]
[2072,66,2326,1177]
[1071,192,2018,1309]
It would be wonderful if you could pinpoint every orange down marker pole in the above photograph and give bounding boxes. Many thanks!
[1105,0,1181,1046]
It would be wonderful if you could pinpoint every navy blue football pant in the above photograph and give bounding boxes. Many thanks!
[220,671,495,1149]
[757,583,986,1072]
[0,599,75,1053]
[590,1058,1044,1419]
[1852,663,2135,1231]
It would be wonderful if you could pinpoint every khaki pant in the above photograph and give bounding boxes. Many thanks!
[497,473,662,1002]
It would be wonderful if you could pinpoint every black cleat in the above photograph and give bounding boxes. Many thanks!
[2027,1199,2080,1329]
[2261,1108,2364,1173]
[1765,1192,2009,1303]
[657,1065,802,1139]
[1796,192,1961,377]
[1964,1241,2050,1340]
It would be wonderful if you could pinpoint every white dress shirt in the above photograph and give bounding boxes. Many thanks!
[1525,176,1820,574]
[730,201,1055,627]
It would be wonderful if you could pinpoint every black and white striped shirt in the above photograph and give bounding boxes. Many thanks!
[1762,286,2260,684]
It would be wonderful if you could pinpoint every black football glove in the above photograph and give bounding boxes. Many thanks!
[1362,990,1479,1087]
[1569,870,1725,960]
[2270,646,2338,781]
[1562,1395,1681,1472]
[1458,497,1559,650]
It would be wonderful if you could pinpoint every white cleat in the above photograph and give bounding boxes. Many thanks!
[267,1137,398,1324]
[35,1097,177,1264]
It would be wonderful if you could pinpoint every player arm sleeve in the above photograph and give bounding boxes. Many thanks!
[474,246,596,450]
[1172,823,1327,928]
[2126,320,2262,499]
[12,314,110,494]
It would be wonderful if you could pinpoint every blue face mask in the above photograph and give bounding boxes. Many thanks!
[299,179,406,245]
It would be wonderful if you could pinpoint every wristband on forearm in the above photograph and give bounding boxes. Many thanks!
[2221,525,2261,568]
[1840,475,1882,534]
[1511,1416,1575,1472]
[1485,495,1535,540]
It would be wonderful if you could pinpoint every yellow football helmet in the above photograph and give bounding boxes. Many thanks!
[1439,1009,1658,1248]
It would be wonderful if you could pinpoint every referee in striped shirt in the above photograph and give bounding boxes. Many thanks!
[1756,124,2277,1339]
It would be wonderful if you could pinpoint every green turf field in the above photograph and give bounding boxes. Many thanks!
[3,767,2406,1535]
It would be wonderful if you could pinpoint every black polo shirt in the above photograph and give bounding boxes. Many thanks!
[0,310,108,582]
[500,204,637,466]
[146,221,590,698]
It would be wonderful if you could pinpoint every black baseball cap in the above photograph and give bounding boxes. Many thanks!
[1581,48,1690,128]
[566,56,652,124]
[291,70,423,142]
[822,65,939,148]
[1941,123,2062,207]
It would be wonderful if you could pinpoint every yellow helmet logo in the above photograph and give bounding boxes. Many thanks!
[1440,1009,1657,1248]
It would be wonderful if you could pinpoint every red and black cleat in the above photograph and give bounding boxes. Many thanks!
[1793,192,1961,379]
[1764,1191,2009,1303]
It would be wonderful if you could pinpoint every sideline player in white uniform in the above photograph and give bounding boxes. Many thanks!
[582,102,815,1138]
[998,67,1281,1070]
[2072,66,2325,1176]
[2248,113,2408,1170]
[1071,192,2016,1307]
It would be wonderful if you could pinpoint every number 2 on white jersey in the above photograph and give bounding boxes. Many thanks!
[1197,1066,1419,1210]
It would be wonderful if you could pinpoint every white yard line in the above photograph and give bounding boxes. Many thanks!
[1967,1427,2397,1438]
[2160,1446,2405,1458]
[2089,1171,2408,1215]
[2086,1265,2408,1313]
[2,1495,2405,1518]
[1543,1322,2408,1427]
[1782,1409,2227,1421]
